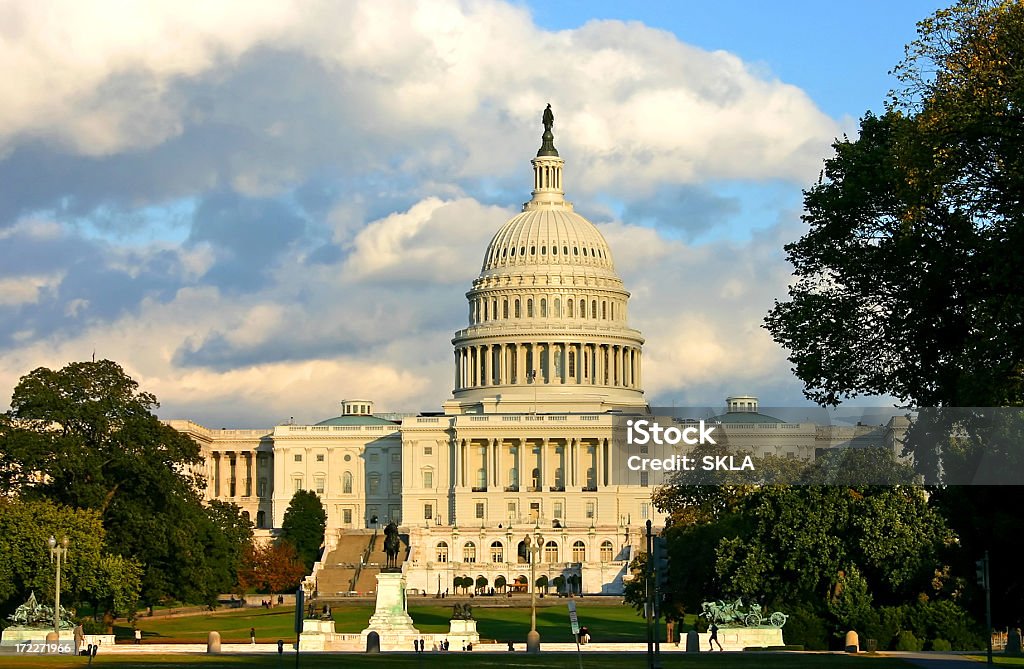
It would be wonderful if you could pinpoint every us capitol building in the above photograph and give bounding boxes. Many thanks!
[169,110,907,596]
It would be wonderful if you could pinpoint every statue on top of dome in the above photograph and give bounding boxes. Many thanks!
[542,104,554,133]
[538,104,558,157]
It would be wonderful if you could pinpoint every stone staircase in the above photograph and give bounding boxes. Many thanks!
[313,530,409,596]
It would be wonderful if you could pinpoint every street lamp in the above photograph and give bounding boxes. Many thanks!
[48,535,69,637]
[524,530,544,653]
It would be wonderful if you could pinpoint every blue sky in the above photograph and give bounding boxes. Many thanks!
[0,1,948,427]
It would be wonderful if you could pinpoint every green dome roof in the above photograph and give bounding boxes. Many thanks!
[711,412,785,424]
[314,415,398,427]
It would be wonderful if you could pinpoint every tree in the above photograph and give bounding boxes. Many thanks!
[475,575,488,593]
[536,574,549,593]
[237,541,307,594]
[494,575,507,592]
[0,498,141,626]
[280,490,326,571]
[0,360,251,607]
[551,575,566,595]
[764,0,1024,413]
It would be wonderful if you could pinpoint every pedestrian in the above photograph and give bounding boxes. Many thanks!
[709,623,723,651]
[134,628,141,645]
[250,627,256,645]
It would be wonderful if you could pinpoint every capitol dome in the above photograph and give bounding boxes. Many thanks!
[445,107,647,415]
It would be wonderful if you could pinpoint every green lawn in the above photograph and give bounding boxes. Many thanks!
[122,603,657,644]
[0,652,921,669]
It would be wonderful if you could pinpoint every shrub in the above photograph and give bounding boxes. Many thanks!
[81,619,106,635]
[895,630,923,651]
[930,638,952,651]
[783,604,830,651]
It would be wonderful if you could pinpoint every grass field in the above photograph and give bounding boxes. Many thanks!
[119,603,658,644]
[0,652,923,669]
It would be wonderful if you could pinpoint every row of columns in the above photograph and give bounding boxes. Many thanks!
[211,451,271,499]
[470,296,623,324]
[455,342,641,391]
[452,437,610,491]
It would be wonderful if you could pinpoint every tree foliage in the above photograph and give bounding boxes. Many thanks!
[237,541,307,594]
[765,0,1024,411]
[0,360,252,607]
[280,490,326,571]
[0,498,141,622]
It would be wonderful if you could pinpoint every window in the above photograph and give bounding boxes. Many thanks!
[293,477,303,493]
[437,541,449,562]
[527,299,534,317]
[580,299,586,318]
[390,472,401,495]
[316,454,325,462]
[424,503,433,520]
[343,509,352,524]
[514,299,521,318]
[257,477,267,497]
[315,476,325,494]
[641,503,649,519]
[544,540,558,563]
[464,542,477,563]
[553,502,563,519]
[592,300,598,319]
[540,298,547,317]
[507,502,517,519]
[294,454,302,462]
[368,473,380,495]
[640,471,649,487]
[343,471,352,494]
[554,298,561,317]
[392,453,400,464]
[586,501,596,519]
[573,541,586,562]
[422,470,433,489]
[370,453,379,463]
[568,299,574,317]
[475,502,485,519]
[503,300,509,318]
[424,445,433,456]
[491,541,504,563]
[600,541,614,562]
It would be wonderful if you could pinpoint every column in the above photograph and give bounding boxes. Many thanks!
[541,438,549,490]
[482,344,490,386]
[454,439,462,490]
[245,452,253,497]
[492,438,500,488]
[597,441,605,489]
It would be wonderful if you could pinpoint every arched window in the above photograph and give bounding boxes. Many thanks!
[592,300,598,319]
[437,541,449,563]
[540,298,547,317]
[492,299,498,320]
[600,540,614,562]
[503,300,509,319]
[490,541,504,563]
[572,540,586,562]
[611,302,615,320]
[568,299,574,318]
[464,541,477,563]
[544,540,559,563]
[514,299,521,318]
[342,471,352,494]
[527,299,534,317]
[580,299,586,318]
[554,298,561,317]
[602,301,607,319]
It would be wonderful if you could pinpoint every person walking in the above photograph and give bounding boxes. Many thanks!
[709,623,723,651]
[134,628,141,645]
[250,627,256,645]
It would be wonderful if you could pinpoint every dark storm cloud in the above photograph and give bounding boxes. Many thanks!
[622,184,741,237]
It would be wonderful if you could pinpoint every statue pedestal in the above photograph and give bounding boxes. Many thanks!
[1,628,74,648]
[361,572,421,651]
[299,619,337,651]
[448,619,480,648]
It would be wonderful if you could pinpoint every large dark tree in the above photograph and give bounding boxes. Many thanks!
[764,0,1024,627]
[0,360,251,608]
[279,489,326,571]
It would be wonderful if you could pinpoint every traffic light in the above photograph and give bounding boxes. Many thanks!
[652,537,671,591]
[976,557,987,589]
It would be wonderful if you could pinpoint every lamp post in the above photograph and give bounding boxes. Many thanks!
[48,535,69,637]
[525,530,543,653]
